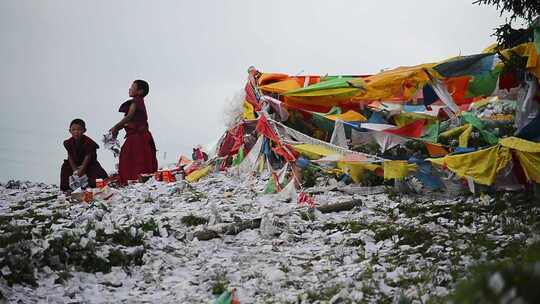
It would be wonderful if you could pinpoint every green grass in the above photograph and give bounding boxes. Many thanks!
[449,242,540,303]
[210,273,229,295]
[305,284,346,303]
[181,214,208,226]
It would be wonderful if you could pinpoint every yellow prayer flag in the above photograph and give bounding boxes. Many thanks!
[499,137,540,183]
[440,124,470,139]
[458,124,473,148]
[429,145,511,185]
[337,162,381,183]
[243,101,256,120]
[326,110,367,122]
[186,165,212,183]
[383,160,415,180]
[293,144,340,159]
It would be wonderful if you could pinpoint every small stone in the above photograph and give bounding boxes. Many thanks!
[488,272,505,294]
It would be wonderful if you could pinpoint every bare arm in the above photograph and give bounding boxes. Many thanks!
[110,102,137,137]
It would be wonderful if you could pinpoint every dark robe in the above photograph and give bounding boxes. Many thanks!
[60,135,108,191]
[118,96,158,185]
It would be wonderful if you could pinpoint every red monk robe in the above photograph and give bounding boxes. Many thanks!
[60,135,108,191]
[117,96,158,184]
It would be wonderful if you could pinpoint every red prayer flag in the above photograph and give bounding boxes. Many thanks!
[384,120,425,138]
[256,115,280,143]
[298,192,315,208]
[229,124,245,155]
[245,82,261,111]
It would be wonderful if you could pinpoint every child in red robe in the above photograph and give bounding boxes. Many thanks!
[60,119,108,191]
[110,80,158,185]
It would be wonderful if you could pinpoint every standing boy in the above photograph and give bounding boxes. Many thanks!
[109,80,158,184]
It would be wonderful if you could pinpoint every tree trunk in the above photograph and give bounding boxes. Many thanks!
[193,218,262,241]
[192,199,362,241]
[316,199,362,213]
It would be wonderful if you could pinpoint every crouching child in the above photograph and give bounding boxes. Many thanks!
[60,119,108,191]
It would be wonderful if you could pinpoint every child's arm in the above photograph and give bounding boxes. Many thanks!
[110,103,137,138]
[68,155,78,172]
[64,141,78,172]
[77,154,92,177]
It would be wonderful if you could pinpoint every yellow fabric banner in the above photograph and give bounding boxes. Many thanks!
[186,165,212,183]
[440,124,470,139]
[337,162,381,183]
[469,97,497,110]
[393,112,436,127]
[293,144,340,159]
[513,150,540,183]
[259,79,301,94]
[501,42,540,83]
[499,137,540,183]
[349,64,436,101]
[243,101,256,120]
[383,160,416,179]
[429,145,511,185]
[499,137,540,152]
[325,110,367,122]
[458,124,473,148]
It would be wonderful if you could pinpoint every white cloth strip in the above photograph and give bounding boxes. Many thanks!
[268,118,385,162]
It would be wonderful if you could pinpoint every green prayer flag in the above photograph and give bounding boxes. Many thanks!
[232,147,245,166]
[213,290,232,304]
[421,122,440,143]
[284,77,356,95]
[465,67,502,98]
[264,178,277,194]
[461,112,499,145]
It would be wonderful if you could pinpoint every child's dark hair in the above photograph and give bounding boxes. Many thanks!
[70,118,86,130]
[134,79,149,97]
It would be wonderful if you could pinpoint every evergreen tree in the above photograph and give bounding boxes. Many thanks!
[474,0,540,48]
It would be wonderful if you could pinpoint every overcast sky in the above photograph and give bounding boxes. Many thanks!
[0,0,507,184]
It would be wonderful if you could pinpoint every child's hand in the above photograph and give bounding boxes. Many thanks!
[109,127,119,138]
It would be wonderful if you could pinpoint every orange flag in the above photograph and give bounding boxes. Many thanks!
[425,142,449,157]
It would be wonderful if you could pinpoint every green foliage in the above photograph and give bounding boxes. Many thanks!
[301,165,319,188]
[449,242,540,303]
[111,227,145,247]
[397,226,434,247]
[108,248,144,267]
[323,220,366,233]
[181,214,208,226]
[305,284,346,303]
[1,241,38,286]
[186,188,207,202]
[299,209,316,222]
[373,225,399,242]
[43,232,112,273]
[279,263,290,274]
[474,0,539,48]
[474,0,539,22]
[211,273,229,295]
[140,218,160,236]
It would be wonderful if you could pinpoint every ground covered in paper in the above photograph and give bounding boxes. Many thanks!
[1,175,540,303]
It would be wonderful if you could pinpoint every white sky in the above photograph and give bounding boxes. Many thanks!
[0,0,507,184]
